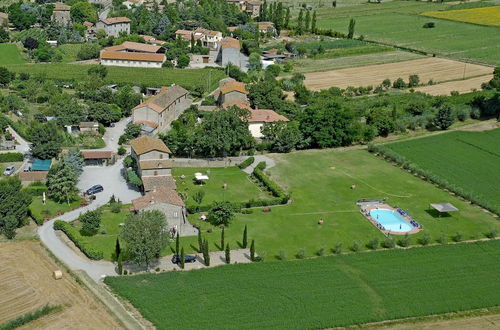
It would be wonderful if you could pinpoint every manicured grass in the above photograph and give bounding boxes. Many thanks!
[315,0,500,65]
[173,167,272,208]
[105,240,500,329]
[0,44,26,65]
[4,64,226,90]
[58,44,83,63]
[177,149,499,259]
[385,128,500,214]
[423,6,500,26]
[29,196,84,221]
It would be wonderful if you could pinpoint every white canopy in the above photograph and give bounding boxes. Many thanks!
[430,203,459,213]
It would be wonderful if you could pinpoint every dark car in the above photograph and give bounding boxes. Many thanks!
[86,184,104,195]
[171,254,197,264]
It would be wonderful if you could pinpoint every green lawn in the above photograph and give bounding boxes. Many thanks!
[58,44,83,63]
[315,0,500,65]
[173,167,272,208]
[105,240,500,329]
[385,128,500,214]
[4,64,226,91]
[29,196,84,221]
[0,44,26,65]
[177,149,499,259]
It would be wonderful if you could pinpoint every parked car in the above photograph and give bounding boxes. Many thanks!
[3,166,15,176]
[171,254,197,264]
[23,166,31,172]
[86,184,104,195]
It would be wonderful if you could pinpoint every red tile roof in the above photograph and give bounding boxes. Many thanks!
[247,109,289,123]
[220,81,248,94]
[100,51,165,62]
[142,175,176,192]
[100,17,131,25]
[81,151,113,159]
[132,187,185,210]
[19,171,48,182]
[220,37,240,50]
[130,136,171,155]
[135,120,158,128]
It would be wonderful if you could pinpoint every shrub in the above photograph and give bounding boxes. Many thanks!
[393,78,406,89]
[110,201,122,213]
[296,249,305,259]
[452,232,463,242]
[117,146,126,156]
[423,22,435,28]
[240,209,253,214]
[398,234,411,247]
[0,304,61,330]
[367,238,379,250]
[53,220,103,260]
[237,156,255,169]
[382,236,395,248]
[23,183,48,196]
[485,228,497,239]
[0,152,23,162]
[437,233,446,244]
[316,247,325,256]
[334,243,342,254]
[80,210,101,236]
[279,250,286,260]
[351,241,360,252]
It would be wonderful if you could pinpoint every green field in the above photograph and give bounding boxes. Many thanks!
[58,44,83,63]
[315,0,500,65]
[385,128,500,214]
[4,64,226,90]
[105,240,500,329]
[0,44,26,65]
[176,149,499,259]
[173,167,272,208]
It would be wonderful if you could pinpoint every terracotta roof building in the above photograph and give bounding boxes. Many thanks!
[247,109,289,138]
[130,136,171,155]
[19,171,48,187]
[52,2,71,25]
[132,187,184,211]
[96,16,131,37]
[81,150,114,166]
[142,175,176,192]
[217,79,249,106]
[132,85,191,134]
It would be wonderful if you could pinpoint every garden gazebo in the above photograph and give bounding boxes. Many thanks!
[430,203,459,216]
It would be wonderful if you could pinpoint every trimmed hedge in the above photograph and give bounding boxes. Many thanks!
[252,162,289,204]
[368,143,500,216]
[237,157,254,169]
[0,152,23,162]
[53,220,104,260]
[23,184,48,196]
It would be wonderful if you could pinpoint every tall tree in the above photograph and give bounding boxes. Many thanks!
[62,149,84,177]
[0,177,32,239]
[284,7,290,28]
[28,121,63,160]
[113,85,142,117]
[208,201,235,226]
[87,102,122,126]
[297,10,304,35]
[304,10,311,32]
[434,104,455,130]
[70,1,97,23]
[311,11,317,33]
[242,224,248,248]
[46,162,79,204]
[120,210,169,268]
[347,18,356,39]
[80,210,102,236]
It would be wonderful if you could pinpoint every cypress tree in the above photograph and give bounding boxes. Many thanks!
[117,253,123,275]
[250,239,255,261]
[311,11,317,33]
[261,1,267,21]
[175,232,180,255]
[242,225,248,248]
[297,10,304,35]
[284,8,290,28]
[204,239,210,266]
[220,227,225,251]
[115,238,121,260]
[225,243,231,264]
[305,10,311,32]
[180,247,185,269]
[348,18,356,39]
[190,33,195,49]
[197,229,203,252]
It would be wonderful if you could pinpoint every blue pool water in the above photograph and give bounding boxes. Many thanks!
[369,209,413,233]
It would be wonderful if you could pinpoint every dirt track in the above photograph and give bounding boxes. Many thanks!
[0,241,120,329]
[303,57,493,90]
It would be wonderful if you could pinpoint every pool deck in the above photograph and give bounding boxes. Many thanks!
[360,204,422,236]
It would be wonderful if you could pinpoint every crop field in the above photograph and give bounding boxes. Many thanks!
[414,74,493,95]
[385,128,500,214]
[315,1,500,65]
[4,63,226,90]
[0,241,120,329]
[302,57,493,90]
[0,44,26,65]
[106,240,500,329]
[423,6,500,26]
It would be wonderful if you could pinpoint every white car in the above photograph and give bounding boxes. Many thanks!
[3,166,15,176]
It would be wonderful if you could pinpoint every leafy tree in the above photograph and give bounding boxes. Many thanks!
[434,104,455,130]
[266,64,281,78]
[28,121,64,160]
[225,243,230,264]
[120,210,169,268]
[88,65,108,79]
[405,100,427,116]
[23,37,39,51]
[208,201,235,226]
[77,42,101,60]
[366,108,395,137]
[242,224,248,248]
[119,123,141,144]
[51,94,86,126]
[88,102,122,126]
[382,78,391,89]
[70,1,97,23]
[46,162,78,204]
[80,210,102,235]
[262,121,303,153]
[0,177,32,239]
[299,100,357,148]
[126,169,142,187]
[113,86,142,116]
[195,107,254,157]
[0,67,12,86]
[193,190,205,205]
[8,3,36,30]
[393,78,406,89]
[248,52,262,71]
[62,149,84,177]
[177,55,190,68]
[347,18,356,39]
[408,74,420,87]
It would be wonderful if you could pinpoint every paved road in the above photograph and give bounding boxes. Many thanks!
[242,155,276,174]
[102,116,130,152]
[0,126,30,154]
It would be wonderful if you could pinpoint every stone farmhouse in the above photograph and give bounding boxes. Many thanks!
[175,28,223,49]
[245,0,261,17]
[99,41,166,68]
[216,80,249,106]
[217,37,242,67]
[51,2,71,25]
[96,17,131,37]
[130,135,173,187]
[132,85,192,134]
[247,109,289,138]
[258,21,276,35]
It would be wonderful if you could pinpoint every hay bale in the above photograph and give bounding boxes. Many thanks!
[53,270,62,280]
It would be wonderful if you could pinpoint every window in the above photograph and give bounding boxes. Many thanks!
[154,170,158,176]
[160,154,163,159]
[174,212,178,217]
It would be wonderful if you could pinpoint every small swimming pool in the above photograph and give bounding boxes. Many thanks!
[369,209,413,233]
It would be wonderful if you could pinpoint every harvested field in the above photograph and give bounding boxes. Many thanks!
[0,241,120,329]
[414,74,493,95]
[303,57,493,91]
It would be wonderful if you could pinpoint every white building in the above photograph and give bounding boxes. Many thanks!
[96,17,131,37]
[247,109,289,138]
[100,51,165,68]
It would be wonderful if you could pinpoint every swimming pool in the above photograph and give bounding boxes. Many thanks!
[369,209,413,233]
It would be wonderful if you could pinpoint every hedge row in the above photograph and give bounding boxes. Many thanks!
[0,152,23,162]
[28,208,45,225]
[252,162,289,203]
[53,220,104,260]
[0,305,62,330]
[23,184,48,196]
[237,157,254,169]
[368,144,500,216]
